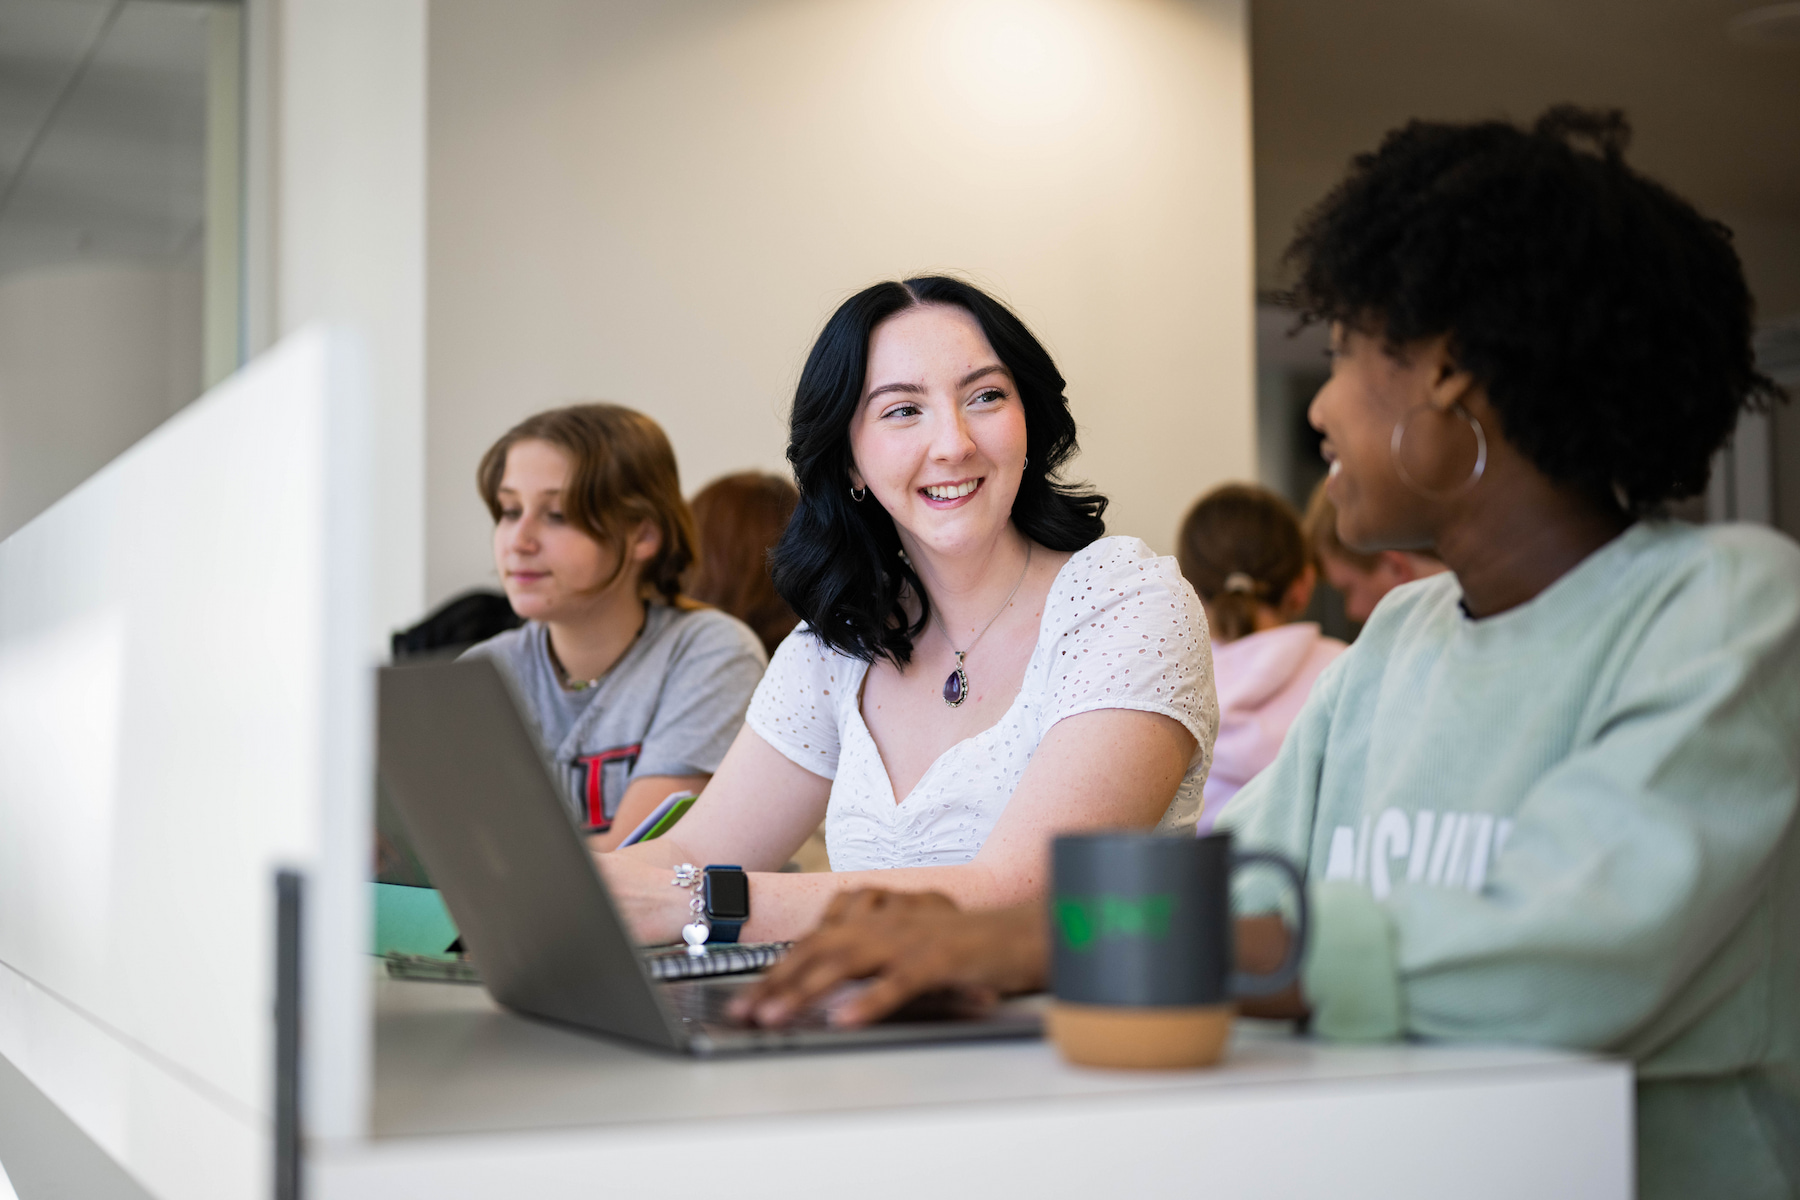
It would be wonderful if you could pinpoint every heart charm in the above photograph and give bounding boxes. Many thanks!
[682,921,710,947]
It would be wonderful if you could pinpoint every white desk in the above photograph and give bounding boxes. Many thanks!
[310,973,1632,1200]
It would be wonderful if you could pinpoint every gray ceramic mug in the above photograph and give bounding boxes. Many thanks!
[1046,831,1308,1068]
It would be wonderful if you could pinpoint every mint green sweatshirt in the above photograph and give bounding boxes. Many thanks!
[1218,521,1800,1199]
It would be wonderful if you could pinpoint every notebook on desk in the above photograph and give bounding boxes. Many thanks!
[376,657,1043,1056]
[385,940,792,985]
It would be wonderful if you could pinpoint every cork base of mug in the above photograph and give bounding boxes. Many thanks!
[1046,1002,1234,1069]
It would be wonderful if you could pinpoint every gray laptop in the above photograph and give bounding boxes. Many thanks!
[376,657,1043,1056]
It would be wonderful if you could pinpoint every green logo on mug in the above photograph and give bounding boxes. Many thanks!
[1054,894,1174,950]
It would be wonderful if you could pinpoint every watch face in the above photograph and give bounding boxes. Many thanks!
[704,870,750,921]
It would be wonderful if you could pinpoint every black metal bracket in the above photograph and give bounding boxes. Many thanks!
[274,869,303,1200]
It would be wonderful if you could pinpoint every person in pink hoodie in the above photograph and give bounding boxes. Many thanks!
[1176,484,1346,833]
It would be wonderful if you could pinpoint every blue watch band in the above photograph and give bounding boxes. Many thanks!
[702,864,748,944]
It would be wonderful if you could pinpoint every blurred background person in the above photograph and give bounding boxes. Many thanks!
[685,471,802,657]
[1303,477,1446,624]
[1177,483,1345,833]
[686,469,828,871]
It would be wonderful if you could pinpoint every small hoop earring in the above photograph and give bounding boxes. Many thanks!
[1390,403,1487,499]
[1022,455,1029,468]
[850,484,867,502]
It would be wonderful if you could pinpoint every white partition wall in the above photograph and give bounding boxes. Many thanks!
[0,329,372,1199]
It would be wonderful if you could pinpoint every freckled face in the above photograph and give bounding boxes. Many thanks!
[848,304,1028,560]
[491,438,620,623]
[1308,325,1437,552]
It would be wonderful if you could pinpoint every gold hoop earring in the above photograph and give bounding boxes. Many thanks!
[1390,403,1487,499]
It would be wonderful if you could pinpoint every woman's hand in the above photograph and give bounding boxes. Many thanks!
[729,889,1050,1028]
[728,893,1308,1029]
[592,852,692,945]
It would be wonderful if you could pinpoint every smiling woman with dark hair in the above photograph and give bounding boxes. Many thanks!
[771,275,1110,666]
[599,276,1217,944]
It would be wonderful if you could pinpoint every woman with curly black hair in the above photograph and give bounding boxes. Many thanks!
[600,276,1217,949]
[733,110,1799,1197]
[1216,106,1798,1199]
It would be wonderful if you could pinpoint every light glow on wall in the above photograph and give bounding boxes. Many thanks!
[427,0,1254,606]
[931,0,1108,133]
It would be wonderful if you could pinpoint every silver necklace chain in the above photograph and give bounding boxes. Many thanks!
[548,609,647,693]
[930,542,1032,707]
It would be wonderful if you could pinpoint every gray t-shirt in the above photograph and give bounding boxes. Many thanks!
[462,603,766,832]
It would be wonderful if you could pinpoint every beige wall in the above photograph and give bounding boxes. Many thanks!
[427,0,1255,611]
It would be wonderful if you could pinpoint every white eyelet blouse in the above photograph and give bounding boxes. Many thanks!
[746,536,1218,871]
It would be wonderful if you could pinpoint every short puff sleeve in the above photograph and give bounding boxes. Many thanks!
[745,626,853,779]
[1043,537,1217,778]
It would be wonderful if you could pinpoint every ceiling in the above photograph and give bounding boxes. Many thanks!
[0,0,218,278]
[1251,0,1800,319]
[5,0,1796,312]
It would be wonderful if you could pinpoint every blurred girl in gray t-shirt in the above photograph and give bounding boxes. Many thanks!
[461,404,766,850]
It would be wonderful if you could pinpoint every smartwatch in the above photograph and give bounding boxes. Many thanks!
[702,865,749,944]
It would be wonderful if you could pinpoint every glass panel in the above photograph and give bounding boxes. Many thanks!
[0,0,242,538]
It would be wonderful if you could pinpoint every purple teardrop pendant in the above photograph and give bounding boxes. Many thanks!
[943,663,968,707]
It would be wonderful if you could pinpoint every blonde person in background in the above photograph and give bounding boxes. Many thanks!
[1177,484,1345,833]
[1302,477,1445,623]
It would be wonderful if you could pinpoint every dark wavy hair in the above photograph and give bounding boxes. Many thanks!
[1282,105,1784,516]
[770,276,1107,666]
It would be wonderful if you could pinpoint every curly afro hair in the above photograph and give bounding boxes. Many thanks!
[1282,105,1785,516]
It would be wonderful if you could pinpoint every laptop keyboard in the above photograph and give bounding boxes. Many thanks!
[663,977,834,1032]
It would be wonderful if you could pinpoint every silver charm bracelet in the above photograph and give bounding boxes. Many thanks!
[672,863,711,956]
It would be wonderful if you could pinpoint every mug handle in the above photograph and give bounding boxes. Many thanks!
[1228,849,1310,999]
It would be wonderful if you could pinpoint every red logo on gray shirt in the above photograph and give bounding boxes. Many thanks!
[574,744,641,831]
